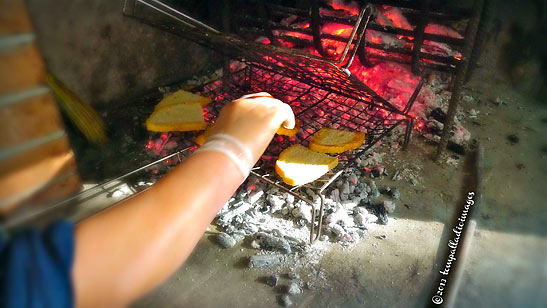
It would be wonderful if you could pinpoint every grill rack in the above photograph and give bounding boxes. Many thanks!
[122,0,412,113]
[175,65,421,243]
[122,0,425,243]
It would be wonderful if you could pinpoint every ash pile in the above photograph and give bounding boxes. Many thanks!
[209,146,408,303]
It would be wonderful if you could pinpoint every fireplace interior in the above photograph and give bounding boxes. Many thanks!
[1,0,546,307]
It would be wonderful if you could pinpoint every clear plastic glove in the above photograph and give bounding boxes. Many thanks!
[208,92,295,162]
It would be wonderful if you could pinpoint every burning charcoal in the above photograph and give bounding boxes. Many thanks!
[341,200,358,210]
[254,232,292,254]
[367,203,389,225]
[348,174,358,185]
[427,119,444,134]
[288,272,300,280]
[330,189,341,203]
[354,210,378,226]
[358,194,369,205]
[325,205,353,227]
[285,193,295,205]
[287,282,303,295]
[430,107,447,123]
[370,188,381,200]
[279,294,292,307]
[265,273,280,287]
[284,237,305,253]
[305,188,319,201]
[380,187,391,195]
[305,280,316,290]
[217,201,252,224]
[249,254,285,268]
[390,187,401,200]
[354,213,366,226]
[248,190,264,205]
[328,224,348,241]
[292,201,312,222]
[267,194,286,213]
[340,182,351,201]
[246,177,260,192]
[507,134,519,145]
[369,181,378,191]
[250,239,261,250]
[383,200,396,214]
[447,141,466,155]
[231,232,246,243]
[353,207,368,216]
[215,233,237,249]
[371,165,384,178]
[243,224,259,235]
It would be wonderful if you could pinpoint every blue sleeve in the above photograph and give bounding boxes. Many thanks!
[0,220,75,308]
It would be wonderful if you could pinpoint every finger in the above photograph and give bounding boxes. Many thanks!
[248,97,295,129]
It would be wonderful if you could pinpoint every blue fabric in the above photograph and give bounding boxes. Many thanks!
[0,221,75,308]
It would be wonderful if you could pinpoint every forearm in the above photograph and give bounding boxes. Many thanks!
[73,151,243,307]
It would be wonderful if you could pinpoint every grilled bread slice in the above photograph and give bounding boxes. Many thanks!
[155,89,211,110]
[146,103,207,132]
[194,119,301,146]
[309,128,365,154]
[275,144,338,186]
[194,125,213,146]
[276,119,300,137]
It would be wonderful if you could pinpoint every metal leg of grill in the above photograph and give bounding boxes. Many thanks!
[403,117,414,150]
[435,0,484,161]
[310,170,345,243]
[411,0,432,75]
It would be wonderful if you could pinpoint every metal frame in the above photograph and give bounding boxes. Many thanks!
[230,1,471,74]
[119,0,427,243]
[189,66,422,243]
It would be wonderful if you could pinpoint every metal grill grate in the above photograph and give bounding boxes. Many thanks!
[196,66,408,162]
[122,0,423,242]
[174,65,415,242]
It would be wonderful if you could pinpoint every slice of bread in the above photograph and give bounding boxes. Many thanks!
[194,125,213,146]
[276,119,301,137]
[195,120,301,146]
[146,103,207,132]
[275,144,338,186]
[155,89,211,110]
[309,128,365,154]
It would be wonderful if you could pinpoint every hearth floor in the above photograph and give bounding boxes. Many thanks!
[129,57,547,308]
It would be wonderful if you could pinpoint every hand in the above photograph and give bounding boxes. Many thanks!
[210,92,295,161]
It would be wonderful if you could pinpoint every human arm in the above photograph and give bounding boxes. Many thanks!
[72,93,294,307]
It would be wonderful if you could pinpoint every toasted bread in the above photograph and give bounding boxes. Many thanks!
[309,128,365,154]
[194,120,301,146]
[155,89,211,110]
[146,103,207,132]
[275,144,338,186]
[194,125,214,146]
[276,119,300,137]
